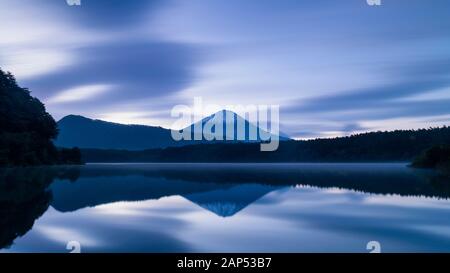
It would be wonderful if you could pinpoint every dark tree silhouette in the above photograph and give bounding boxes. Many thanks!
[0,167,81,248]
[58,147,83,165]
[0,68,82,166]
[82,126,450,163]
[412,144,450,174]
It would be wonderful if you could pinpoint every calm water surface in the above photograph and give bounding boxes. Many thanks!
[1,163,450,253]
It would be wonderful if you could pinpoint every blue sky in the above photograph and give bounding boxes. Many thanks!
[1,0,449,139]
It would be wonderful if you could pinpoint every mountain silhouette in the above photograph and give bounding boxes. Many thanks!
[49,175,236,213]
[183,110,289,142]
[183,184,281,217]
[55,115,182,150]
[50,175,281,217]
[46,163,450,215]
[55,112,289,150]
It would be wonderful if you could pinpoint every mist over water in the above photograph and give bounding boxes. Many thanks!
[1,163,450,253]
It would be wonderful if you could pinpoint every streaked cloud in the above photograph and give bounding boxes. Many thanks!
[96,111,160,126]
[0,0,449,137]
[1,49,74,79]
[46,84,114,104]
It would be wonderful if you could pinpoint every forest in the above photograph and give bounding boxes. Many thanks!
[412,144,450,174]
[0,69,82,166]
[82,126,450,163]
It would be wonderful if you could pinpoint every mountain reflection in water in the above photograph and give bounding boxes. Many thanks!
[1,163,449,252]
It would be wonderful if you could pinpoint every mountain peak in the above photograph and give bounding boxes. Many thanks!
[59,115,91,123]
[182,109,290,142]
[211,109,242,117]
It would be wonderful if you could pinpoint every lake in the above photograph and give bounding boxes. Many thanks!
[1,163,450,253]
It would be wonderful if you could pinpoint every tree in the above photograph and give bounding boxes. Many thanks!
[411,145,450,175]
[0,68,82,166]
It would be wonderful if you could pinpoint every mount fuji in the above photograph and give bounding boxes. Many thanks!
[55,110,290,150]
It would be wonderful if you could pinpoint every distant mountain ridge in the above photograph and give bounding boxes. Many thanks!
[56,115,180,150]
[55,111,289,150]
